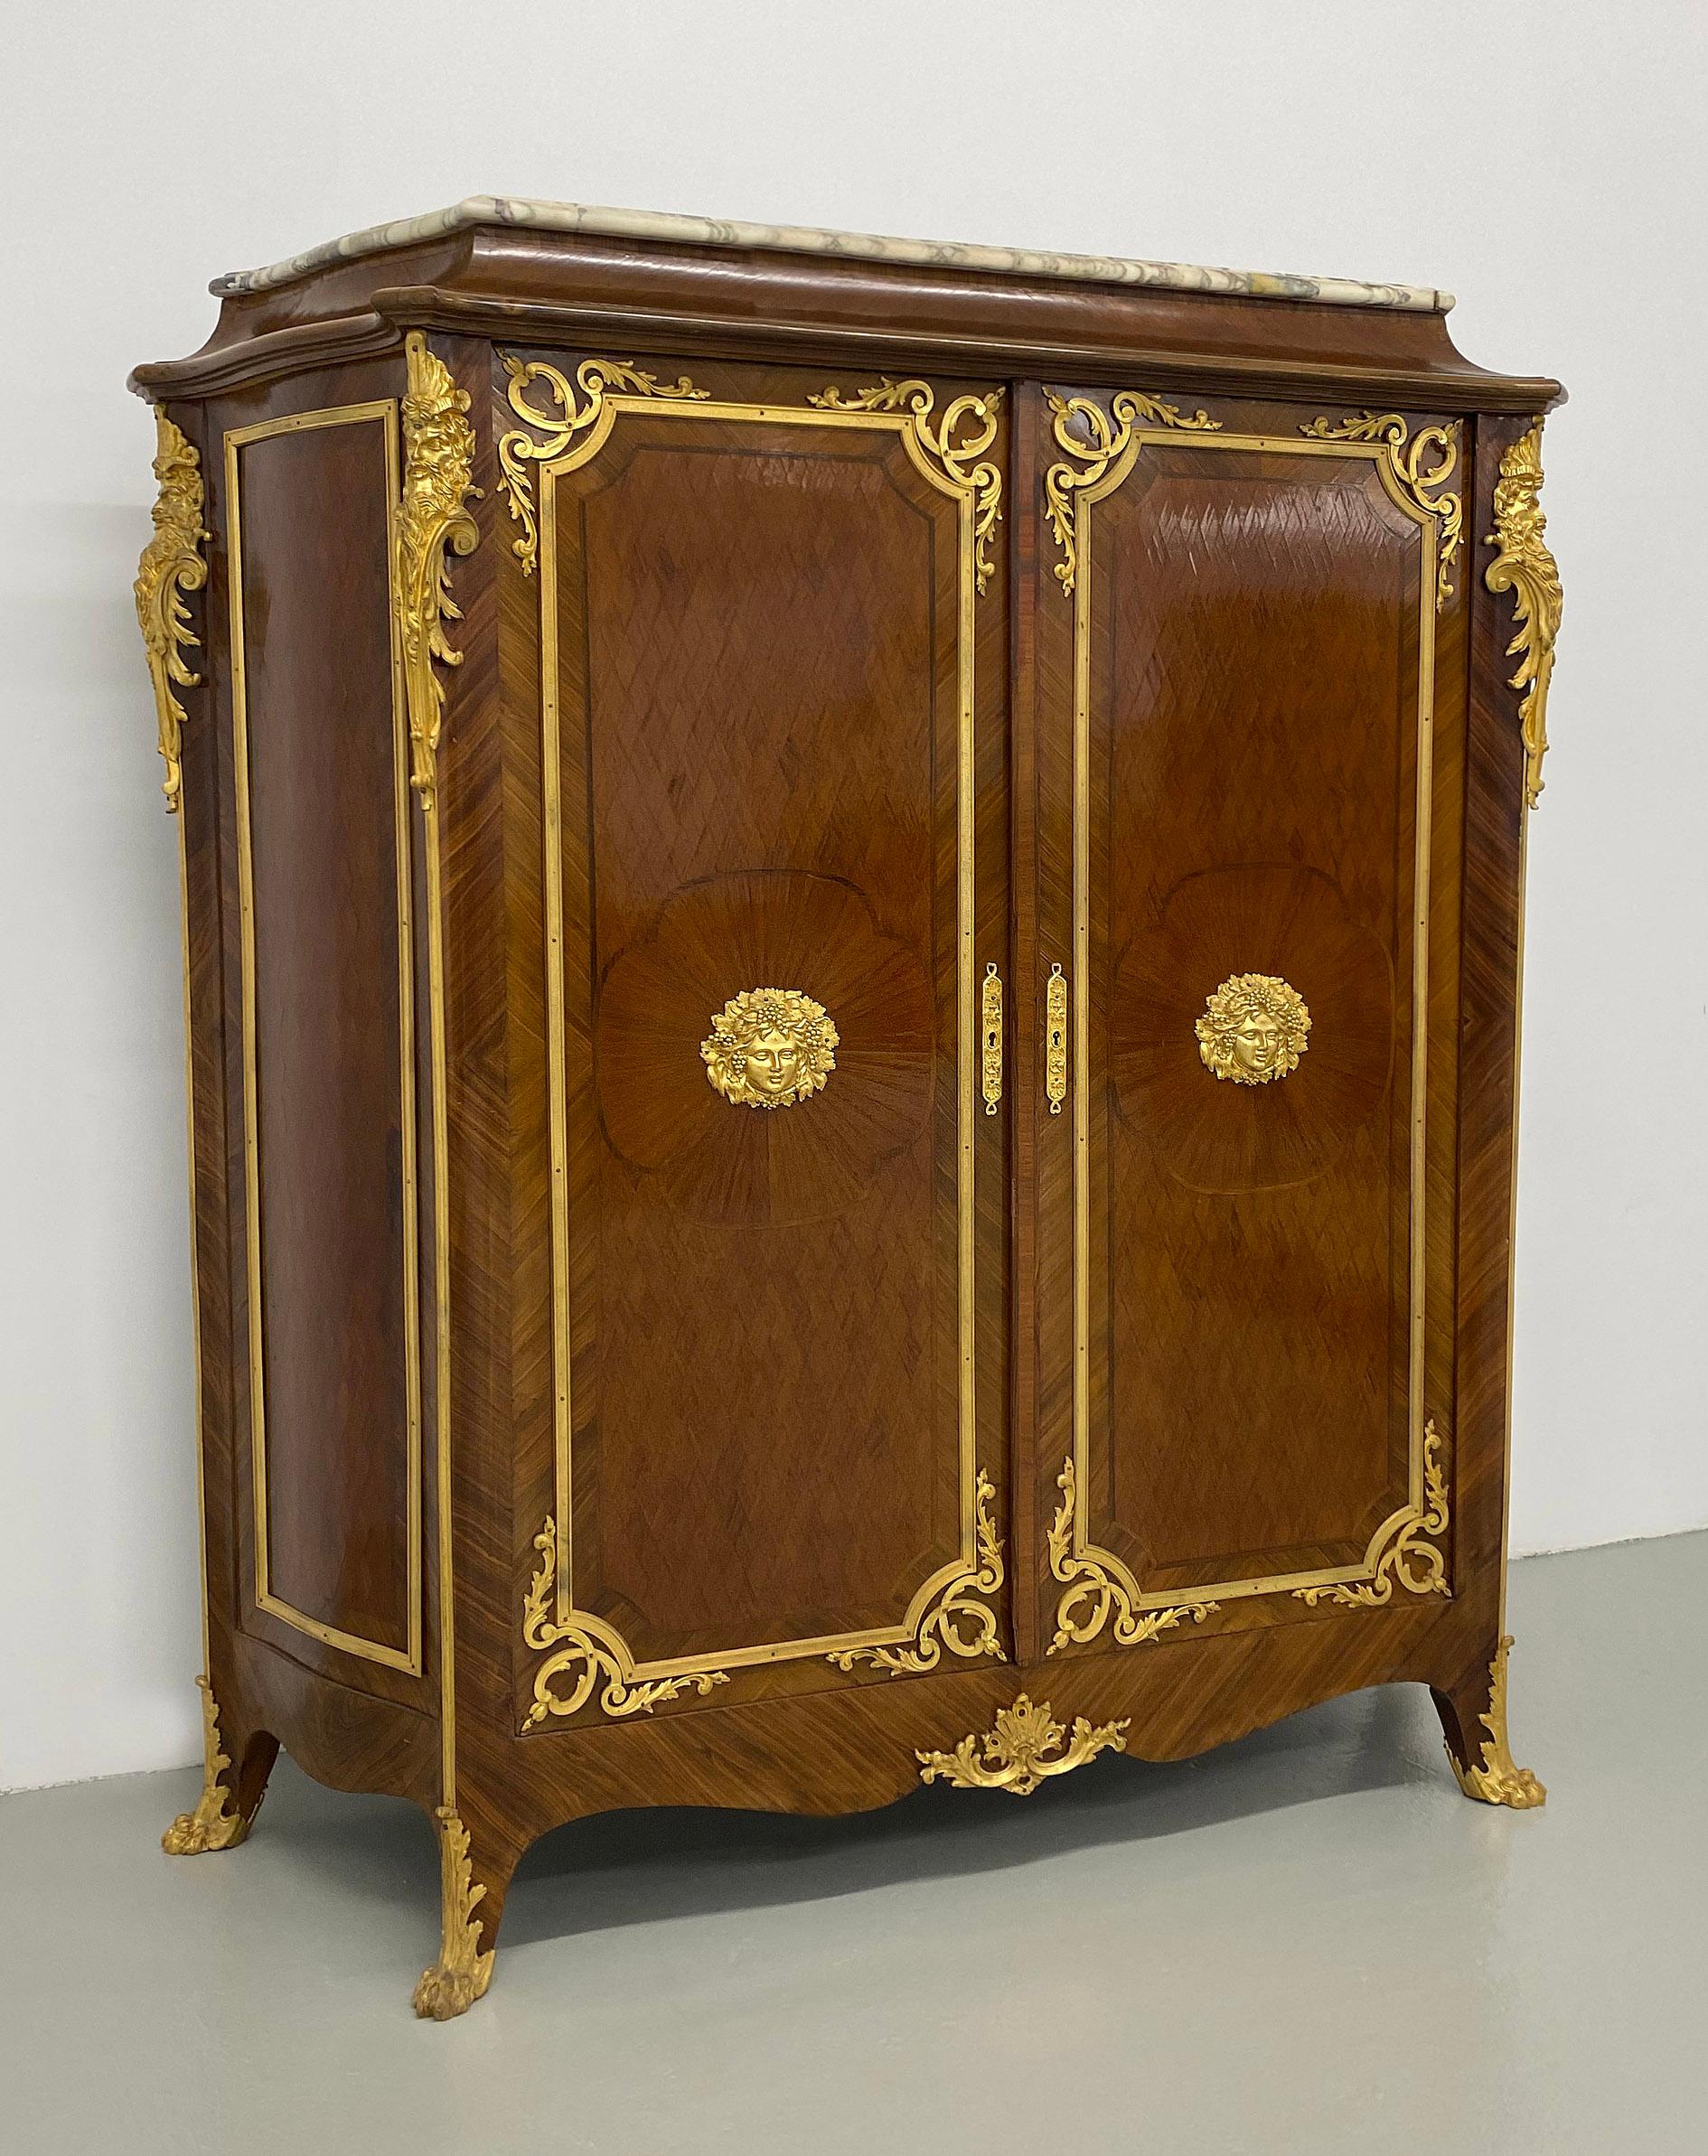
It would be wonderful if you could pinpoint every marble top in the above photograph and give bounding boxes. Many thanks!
[212,197,1453,313]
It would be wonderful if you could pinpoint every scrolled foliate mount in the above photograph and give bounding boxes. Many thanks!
[521,1515,729,1724]
[828,1467,1006,1678]
[1294,1421,1451,1609]
[1300,408,1464,608]
[397,333,481,808]
[917,1693,1129,1797]
[1044,387,1223,596]
[134,409,210,812]
[809,376,1004,595]
[1485,420,1562,809]
[1046,1455,1219,1654]
[497,353,709,574]
[1447,1635,1546,1809]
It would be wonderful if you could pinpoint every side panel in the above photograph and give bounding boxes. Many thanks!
[224,403,423,1675]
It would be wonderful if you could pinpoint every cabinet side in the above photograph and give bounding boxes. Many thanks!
[194,360,443,1758]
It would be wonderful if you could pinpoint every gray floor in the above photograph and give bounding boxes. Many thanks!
[6,1533,1705,2156]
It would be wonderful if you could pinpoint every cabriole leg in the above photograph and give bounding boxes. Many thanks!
[412,1806,520,2021]
[162,1675,277,1853]
[1433,1634,1546,1810]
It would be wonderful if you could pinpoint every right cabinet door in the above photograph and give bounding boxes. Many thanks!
[1036,389,1466,1654]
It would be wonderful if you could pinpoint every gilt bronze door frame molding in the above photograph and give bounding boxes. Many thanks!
[1032,390,1460,1641]
[503,360,1011,1717]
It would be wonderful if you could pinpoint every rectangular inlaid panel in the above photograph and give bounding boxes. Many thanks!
[226,406,421,1673]
[539,382,999,1682]
[1081,437,1434,1602]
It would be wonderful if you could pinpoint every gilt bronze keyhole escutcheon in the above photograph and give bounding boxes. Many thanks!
[700,988,839,1109]
[1196,973,1310,1086]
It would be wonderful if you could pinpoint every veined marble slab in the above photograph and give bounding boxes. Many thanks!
[212,197,1453,313]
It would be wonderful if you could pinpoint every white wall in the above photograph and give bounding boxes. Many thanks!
[4,0,1703,1792]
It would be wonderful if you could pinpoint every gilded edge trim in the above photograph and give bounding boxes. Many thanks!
[161,1675,255,1853]
[519,357,1001,1711]
[225,398,424,1678]
[1484,420,1562,809]
[1447,1635,1546,1808]
[176,803,211,1701]
[134,409,209,811]
[1045,394,1445,1636]
[1300,411,1464,608]
[412,1806,496,2020]
[397,333,482,1809]
[1499,778,1536,1632]
[918,1693,1129,1797]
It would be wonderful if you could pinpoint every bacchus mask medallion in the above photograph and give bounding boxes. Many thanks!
[1196,972,1310,1086]
[701,988,839,1110]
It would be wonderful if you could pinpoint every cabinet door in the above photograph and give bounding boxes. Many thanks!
[504,353,1009,1727]
[1031,388,1464,1652]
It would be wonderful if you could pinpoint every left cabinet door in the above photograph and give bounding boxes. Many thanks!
[502,352,1011,1729]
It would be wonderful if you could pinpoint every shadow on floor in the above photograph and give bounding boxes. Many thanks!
[252,1677,1442,1951]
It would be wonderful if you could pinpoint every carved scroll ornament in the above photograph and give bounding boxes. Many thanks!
[917,1693,1128,1796]
[1485,420,1563,808]
[134,409,209,811]
[397,333,481,808]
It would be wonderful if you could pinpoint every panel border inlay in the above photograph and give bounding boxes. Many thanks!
[225,399,425,1676]
[517,357,1005,1712]
[1043,393,1451,1642]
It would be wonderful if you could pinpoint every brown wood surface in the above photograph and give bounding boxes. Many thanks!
[549,389,983,1664]
[1433,411,1536,1757]
[196,365,436,1728]
[168,376,439,1847]
[139,230,1553,2008]
[1094,435,1425,1589]
[234,415,416,1658]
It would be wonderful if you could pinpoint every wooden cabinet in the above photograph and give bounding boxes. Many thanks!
[132,202,1562,2017]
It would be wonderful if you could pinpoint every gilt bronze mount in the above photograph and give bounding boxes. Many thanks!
[700,987,839,1109]
[1197,972,1311,1086]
